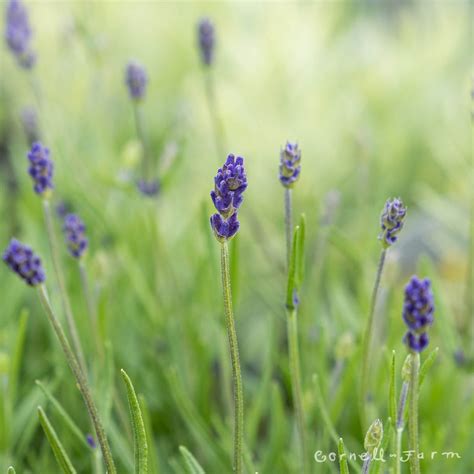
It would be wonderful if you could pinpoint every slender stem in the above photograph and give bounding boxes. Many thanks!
[287,307,307,473]
[133,102,149,179]
[284,188,293,269]
[362,455,372,474]
[78,260,103,360]
[408,352,420,474]
[204,70,226,159]
[395,381,409,474]
[43,199,88,375]
[220,241,243,474]
[359,248,387,431]
[37,285,116,474]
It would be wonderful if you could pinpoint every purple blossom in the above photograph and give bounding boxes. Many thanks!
[3,238,45,286]
[210,154,247,241]
[137,179,159,197]
[279,142,301,188]
[5,0,36,69]
[125,61,147,100]
[197,17,215,66]
[379,198,406,247]
[63,214,88,258]
[86,434,97,449]
[402,276,435,353]
[27,142,53,196]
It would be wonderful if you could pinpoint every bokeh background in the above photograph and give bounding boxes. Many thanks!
[0,1,473,473]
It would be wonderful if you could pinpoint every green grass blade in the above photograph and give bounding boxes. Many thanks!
[297,213,306,287]
[179,446,206,474]
[37,406,77,474]
[286,225,300,308]
[8,309,29,403]
[419,347,439,387]
[139,394,160,474]
[389,350,396,429]
[36,380,90,450]
[337,438,350,474]
[121,369,148,474]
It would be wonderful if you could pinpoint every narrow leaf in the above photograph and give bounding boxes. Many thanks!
[9,309,29,402]
[139,394,160,474]
[389,351,396,429]
[121,369,148,474]
[179,446,205,474]
[419,347,439,387]
[37,406,77,474]
[286,225,300,309]
[36,380,90,450]
[296,213,306,287]
[337,438,350,474]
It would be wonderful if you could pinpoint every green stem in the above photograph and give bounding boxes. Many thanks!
[220,241,243,474]
[37,285,116,474]
[43,199,88,376]
[395,381,409,474]
[284,188,293,269]
[133,102,150,179]
[287,308,307,473]
[408,352,420,474]
[204,70,226,159]
[359,248,387,431]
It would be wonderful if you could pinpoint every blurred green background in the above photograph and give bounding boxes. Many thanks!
[0,1,472,473]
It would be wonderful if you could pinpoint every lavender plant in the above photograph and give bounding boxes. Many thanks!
[4,0,36,69]
[27,142,88,375]
[279,141,306,472]
[125,61,159,197]
[2,239,116,473]
[210,154,247,473]
[402,276,435,474]
[363,418,383,474]
[359,197,406,429]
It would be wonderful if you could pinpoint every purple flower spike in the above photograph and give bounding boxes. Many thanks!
[125,61,147,100]
[279,142,301,188]
[27,142,53,196]
[137,179,160,197]
[63,214,88,258]
[402,276,435,353]
[379,197,406,248]
[210,154,247,241]
[3,238,45,286]
[5,0,36,69]
[197,17,215,66]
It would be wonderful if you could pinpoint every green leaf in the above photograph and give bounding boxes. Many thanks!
[337,438,350,474]
[7,467,16,474]
[296,213,306,287]
[8,309,29,402]
[36,380,90,450]
[139,394,160,474]
[419,347,439,387]
[389,351,396,429]
[121,369,148,474]
[286,225,300,309]
[179,446,206,474]
[37,406,77,474]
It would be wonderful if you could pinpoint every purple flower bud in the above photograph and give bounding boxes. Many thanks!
[210,154,247,241]
[20,106,39,144]
[63,214,88,258]
[197,17,215,66]
[27,142,53,196]
[279,142,301,188]
[86,434,96,449]
[125,61,147,100]
[402,276,435,353]
[55,200,72,219]
[137,179,159,197]
[379,198,406,247]
[3,238,45,286]
[5,0,36,69]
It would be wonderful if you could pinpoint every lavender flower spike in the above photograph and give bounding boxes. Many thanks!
[279,142,301,188]
[3,238,45,286]
[379,197,406,247]
[197,17,215,66]
[210,154,247,241]
[125,61,148,100]
[137,179,159,197]
[5,0,36,69]
[27,142,53,196]
[63,214,88,258]
[402,276,435,352]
